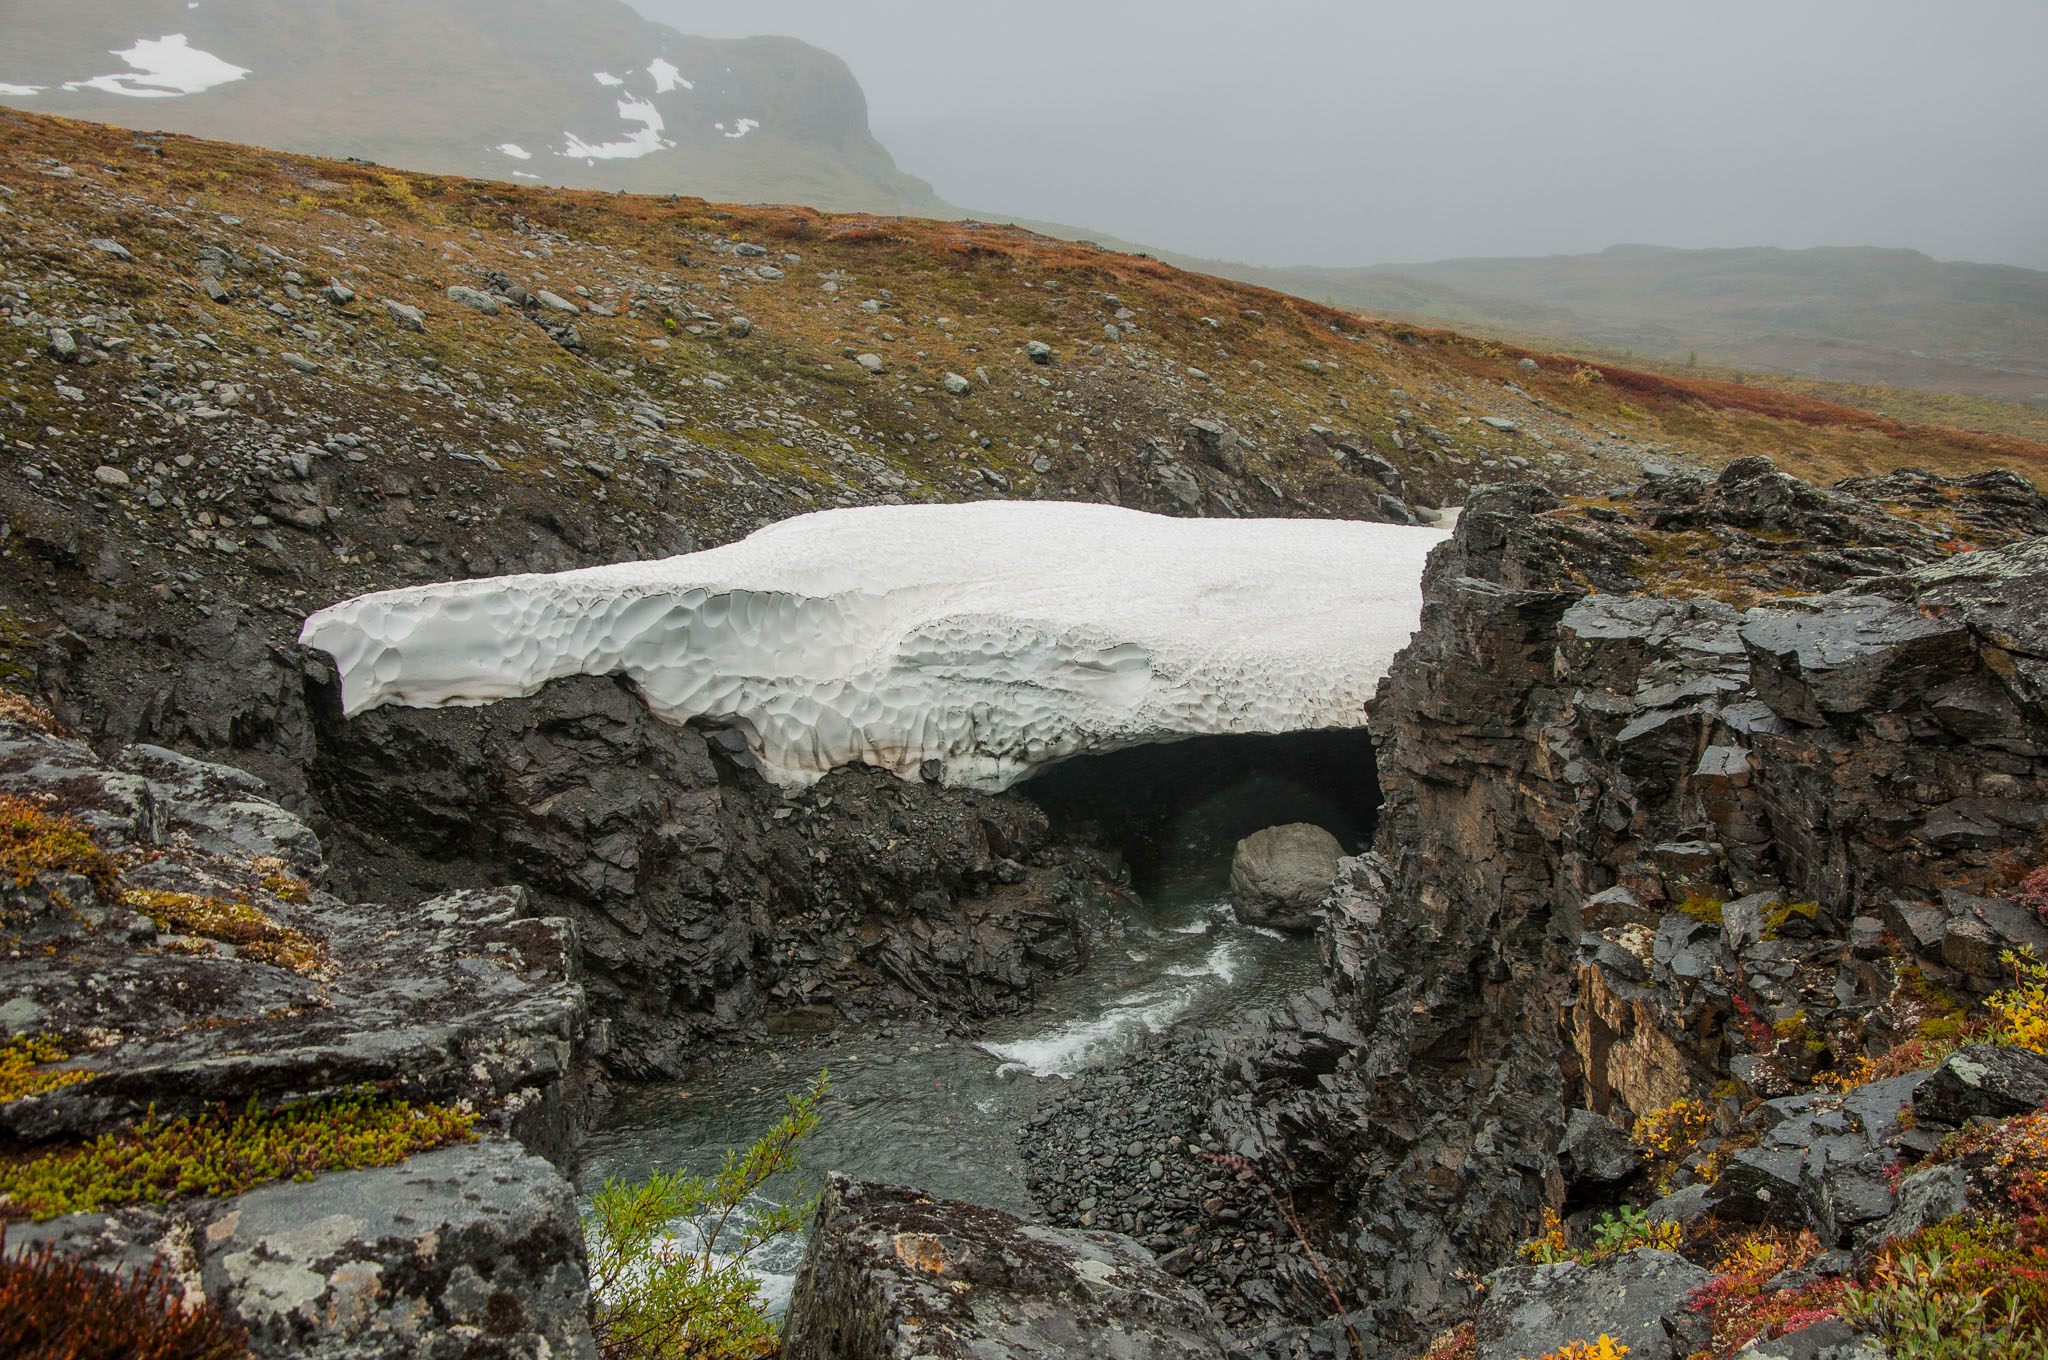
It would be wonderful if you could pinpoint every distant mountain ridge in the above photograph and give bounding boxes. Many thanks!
[1187,244,2048,407]
[0,0,947,214]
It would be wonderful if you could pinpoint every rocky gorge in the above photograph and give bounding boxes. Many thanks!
[1019,458,2048,1356]
[6,111,2048,1360]
[10,449,2048,1357]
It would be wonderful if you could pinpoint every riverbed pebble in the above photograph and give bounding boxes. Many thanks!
[1019,1030,1336,1348]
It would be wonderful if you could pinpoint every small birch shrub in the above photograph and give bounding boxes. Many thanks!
[585,1071,828,1360]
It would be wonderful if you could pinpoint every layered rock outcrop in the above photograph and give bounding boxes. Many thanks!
[1074,458,2048,1349]
[311,673,1122,1078]
[0,711,602,1357]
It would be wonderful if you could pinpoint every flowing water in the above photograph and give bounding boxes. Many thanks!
[575,880,1320,1313]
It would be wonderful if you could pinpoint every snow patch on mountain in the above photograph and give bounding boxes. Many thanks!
[649,57,691,92]
[62,34,248,99]
[722,117,760,139]
[559,96,671,161]
[593,71,624,87]
[496,143,532,160]
[0,84,44,98]
[300,502,1448,791]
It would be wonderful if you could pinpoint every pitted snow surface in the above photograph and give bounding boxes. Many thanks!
[301,502,1447,790]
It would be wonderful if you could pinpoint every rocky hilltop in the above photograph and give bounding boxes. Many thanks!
[0,0,945,215]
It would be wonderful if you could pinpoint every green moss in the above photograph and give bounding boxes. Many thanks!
[257,872,310,905]
[123,889,327,975]
[1901,964,1968,1016]
[0,1036,91,1104]
[1677,896,1726,925]
[1772,1009,1811,1039]
[0,795,119,898]
[0,1093,476,1220]
[1761,900,1820,941]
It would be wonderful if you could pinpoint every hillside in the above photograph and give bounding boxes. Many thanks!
[1197,243,2048,408]
[0,0,945,215]
[2,108,2046,789]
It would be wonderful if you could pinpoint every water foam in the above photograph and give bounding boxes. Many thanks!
[979,986,1196,1078]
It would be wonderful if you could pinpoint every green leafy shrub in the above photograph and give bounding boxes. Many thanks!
[0,1093,475,1220]
[585,1071,827,1360]
[1990,947,2048,1054]
[1590,1203,1680,1255]
[1845,1249,2048,1359]
[1516,1204,1678,1267]
[0,1239,246,1359]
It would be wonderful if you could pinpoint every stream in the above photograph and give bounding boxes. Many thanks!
[575,879,1320,1312]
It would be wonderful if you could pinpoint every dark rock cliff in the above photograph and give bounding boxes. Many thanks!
[309,673,1122,1079]
[1036,458,2048,1350]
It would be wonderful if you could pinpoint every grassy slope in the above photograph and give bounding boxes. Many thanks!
[1169,245,2048,411]
[1340,315,2048,448]
[0,109,2042,588]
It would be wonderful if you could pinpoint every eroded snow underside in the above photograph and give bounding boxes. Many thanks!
[300,502,1448,790]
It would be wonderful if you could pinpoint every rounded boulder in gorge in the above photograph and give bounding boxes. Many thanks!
[1228,823,1344,932]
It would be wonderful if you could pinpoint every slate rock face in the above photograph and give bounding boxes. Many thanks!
[782,1176,1228,1360]
[1557,1108,1643,1199]
[1169,462,2048,1347]
[1475,1250,1714,1360]
[1914,1045,2048,1125]
[311,673,1117,1079]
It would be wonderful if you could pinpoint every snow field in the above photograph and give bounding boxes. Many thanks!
[301,502,1448,790]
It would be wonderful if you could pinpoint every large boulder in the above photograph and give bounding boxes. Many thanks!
[1229,823,1345,932]
[1475,1250,1715,1360]
[782,1176,1228,1360]
[1914,1045,2048,1125]
[8,1140,597,1360]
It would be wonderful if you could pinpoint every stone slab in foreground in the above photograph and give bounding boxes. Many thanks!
[782,1175,1228,1360]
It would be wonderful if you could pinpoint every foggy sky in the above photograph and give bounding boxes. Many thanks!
[633,0,2048,272]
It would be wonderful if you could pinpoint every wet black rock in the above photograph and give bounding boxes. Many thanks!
[1557,1108,1643,1200]
[0,715,595,1158]
[1730,1318,1882,1360]
[310,673,1117,1078]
